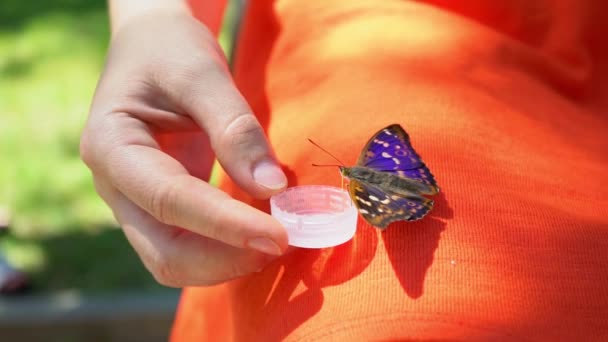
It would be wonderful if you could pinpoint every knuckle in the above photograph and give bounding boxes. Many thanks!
[79,128,98,169]
[189,54,227,79]
[148,252,182,288]
[226,259,251,279]
[79,135,93,168]
[79,113,141,174]
[149,178,184,225]
[181,45,229,77]
[220,114,266,151]
[227,253,271,279]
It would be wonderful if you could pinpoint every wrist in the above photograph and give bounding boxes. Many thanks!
[109,0,192,36]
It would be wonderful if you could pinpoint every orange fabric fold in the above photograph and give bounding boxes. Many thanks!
[171,1,608,340]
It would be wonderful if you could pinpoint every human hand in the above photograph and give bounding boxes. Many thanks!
[80,6,288,287]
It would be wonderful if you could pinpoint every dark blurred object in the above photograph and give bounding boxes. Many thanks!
[0,207,30,295]
[0,255,30,295]
[0,206,9,233]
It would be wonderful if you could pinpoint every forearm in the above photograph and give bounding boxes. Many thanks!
[108,0,191,35]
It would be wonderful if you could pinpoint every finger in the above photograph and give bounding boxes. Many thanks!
[95,178,273,286]
[93,115,288,255]
[159,61,287,199]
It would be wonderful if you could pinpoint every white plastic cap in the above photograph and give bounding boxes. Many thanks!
[270,185,358,248]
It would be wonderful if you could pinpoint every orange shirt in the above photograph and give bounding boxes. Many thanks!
[173,1,608,340]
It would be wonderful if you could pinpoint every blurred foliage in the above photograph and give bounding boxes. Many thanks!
[1,9,111,236]
[0,0,238,293]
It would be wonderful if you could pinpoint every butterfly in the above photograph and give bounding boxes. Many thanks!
[311,124,439,229]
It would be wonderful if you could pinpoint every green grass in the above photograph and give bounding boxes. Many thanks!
[0,0,237,293]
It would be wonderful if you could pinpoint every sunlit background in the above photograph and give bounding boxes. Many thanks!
[0,0,237,339]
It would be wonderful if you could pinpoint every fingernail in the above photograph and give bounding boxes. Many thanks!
[253,161,287,190]
[247,237,283,256]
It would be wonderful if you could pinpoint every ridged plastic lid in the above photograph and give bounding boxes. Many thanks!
[270,185,358,248]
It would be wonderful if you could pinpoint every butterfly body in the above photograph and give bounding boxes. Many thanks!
[341,166,437,196]
[337,124,439,229]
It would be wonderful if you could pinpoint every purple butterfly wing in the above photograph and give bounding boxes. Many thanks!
[357,124,439,194]
[349,179,434,229]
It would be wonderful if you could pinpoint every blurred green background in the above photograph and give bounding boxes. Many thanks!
[0,0,236,293]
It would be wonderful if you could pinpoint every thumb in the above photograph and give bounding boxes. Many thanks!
[164,63,287,199]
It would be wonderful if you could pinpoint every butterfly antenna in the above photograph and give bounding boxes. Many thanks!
[311,163,342,167]
[307,139,345,166]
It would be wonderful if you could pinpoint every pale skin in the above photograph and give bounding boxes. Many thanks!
[80,0,288,287]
